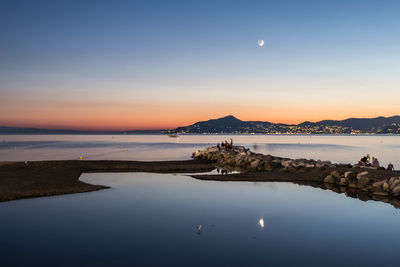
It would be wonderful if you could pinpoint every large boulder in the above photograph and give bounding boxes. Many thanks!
[357,176,372,188]
[372,180,386,192]
[345,171,357,180]
[263,162,273,171]
[392,185,400,197]
[383,181,390,193]
[389,177,400,190]
[324,175,337,184]
[357,171,369,179]
[225,157,236,166]
[237,158,248,167]
[250,159,261,169]
[330,170,341,179]
[339,177,349,186]
[281,160,292,168]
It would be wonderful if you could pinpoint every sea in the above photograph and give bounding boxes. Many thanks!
[1,134,400,266]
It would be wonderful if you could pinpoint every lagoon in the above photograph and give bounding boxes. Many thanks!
[1,172,400,266]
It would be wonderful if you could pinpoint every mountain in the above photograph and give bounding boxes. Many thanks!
[174,115,273,134]
[174,115,400,134]
[2,115,400,135]
[299,116,400,131]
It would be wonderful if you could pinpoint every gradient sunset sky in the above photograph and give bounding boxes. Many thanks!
[1,0,400,130]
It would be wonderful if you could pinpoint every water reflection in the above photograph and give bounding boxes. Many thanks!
[293,181,400,210]
[258,218,264,228]
[1,172,400,266]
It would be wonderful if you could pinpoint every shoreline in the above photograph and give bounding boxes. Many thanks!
[2,154,400,206]
[0,160,215,202]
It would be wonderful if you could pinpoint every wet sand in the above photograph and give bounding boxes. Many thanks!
[0,160,214,202]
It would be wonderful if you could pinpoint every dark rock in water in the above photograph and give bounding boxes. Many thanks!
[192,145,400,199]
[324,175,337,184]
[383,181,390,192]
[330,170,341,179]
[357,176,372,188]
[339,178,349,186]
[357,171,369,179]
[392,186,400,197]
[345,171,357,180]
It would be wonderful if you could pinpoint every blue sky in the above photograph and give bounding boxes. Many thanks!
[1,0,400,129]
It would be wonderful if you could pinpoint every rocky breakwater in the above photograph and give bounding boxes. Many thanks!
[192,145,400,199]
[323,170,400,198]
[192,145,338,172]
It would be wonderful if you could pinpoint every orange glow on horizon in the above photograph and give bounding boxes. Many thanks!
[1,109,399,131]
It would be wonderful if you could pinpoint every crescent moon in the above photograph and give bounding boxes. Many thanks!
[257,40,264,47]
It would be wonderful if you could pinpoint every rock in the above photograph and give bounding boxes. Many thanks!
[391,185,400,197]
[264,162,273,171]
[257,161,266,171]
[348,181,358,188]
[389,176,398,185]
[339,177,349,186]
[372,180,386,192]
[330,170,340,179]
[324,175,337,184]
[357,171,369,179]
[389,177,400,190]
[225,157,236,166]
[305,163,315,168]
[357,176,372,188]
[281,160,292,168]
[250,159,261,169]
[383,181,390,192]
[345,171,357,179]
[270,161,282,170]
[237,158,247,167]
[373,191,389,197]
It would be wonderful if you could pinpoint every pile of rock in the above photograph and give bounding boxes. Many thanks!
[193,145,400,198]
[323,170,400,197]
[192,145,335,172]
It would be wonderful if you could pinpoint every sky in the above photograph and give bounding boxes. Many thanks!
[1,0,400,130]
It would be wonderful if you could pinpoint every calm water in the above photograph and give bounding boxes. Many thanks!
[1,134,400,266]
[1,172,400,266]
[0,134,399,168]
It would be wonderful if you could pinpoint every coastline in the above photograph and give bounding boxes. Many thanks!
[0,160,215,202]
[2,154,400,205]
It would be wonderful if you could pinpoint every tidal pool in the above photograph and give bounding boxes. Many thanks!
[1,172,399,266]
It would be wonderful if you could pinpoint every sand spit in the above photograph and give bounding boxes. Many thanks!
[0,160,214,202]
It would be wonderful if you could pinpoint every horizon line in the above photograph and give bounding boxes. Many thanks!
[1,114,399,132]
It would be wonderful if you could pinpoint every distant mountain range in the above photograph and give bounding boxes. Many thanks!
[1,115,400,134]
[173,115,400,134]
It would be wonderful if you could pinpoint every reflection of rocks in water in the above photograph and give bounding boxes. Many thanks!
[193,145,400,209]
[293,180,400,209]
[214,164,247,175]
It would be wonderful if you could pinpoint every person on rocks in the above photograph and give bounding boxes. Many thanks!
[366,154,371,166]
[372,157,380,168]
[388,163,394,171]
[360,155,368,166]
[217,144,221,151]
